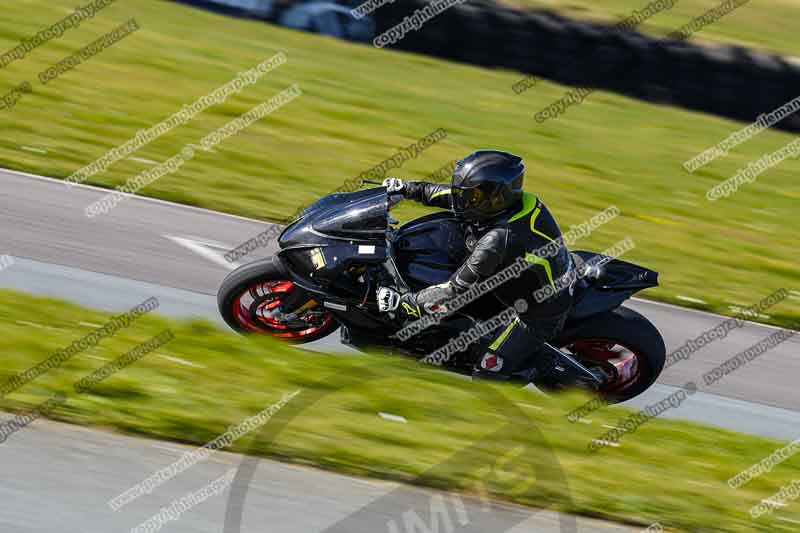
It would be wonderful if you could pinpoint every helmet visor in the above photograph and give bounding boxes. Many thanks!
[451,184,504,216]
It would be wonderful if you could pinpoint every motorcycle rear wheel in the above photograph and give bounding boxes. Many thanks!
[555,306,666,403]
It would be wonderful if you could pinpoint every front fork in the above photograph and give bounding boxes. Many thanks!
[271,286,320,324]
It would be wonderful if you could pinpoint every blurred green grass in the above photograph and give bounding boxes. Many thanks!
[1,289,800,532]
[0,0,797,327]
[504,0,798,56]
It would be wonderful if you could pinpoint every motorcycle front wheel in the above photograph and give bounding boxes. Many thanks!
[218,256,339,343]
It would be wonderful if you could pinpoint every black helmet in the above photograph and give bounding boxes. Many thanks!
[450,150,525,221]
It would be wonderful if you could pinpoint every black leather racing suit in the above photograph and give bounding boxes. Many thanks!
[399,181,575,377]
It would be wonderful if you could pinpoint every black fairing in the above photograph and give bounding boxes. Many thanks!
[277,188,389,297]
[565,251,659,325]
[281,188,388,246]
[393,212,469,291]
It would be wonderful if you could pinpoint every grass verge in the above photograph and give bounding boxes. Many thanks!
[1,289,799,532]
[0,0,797,327]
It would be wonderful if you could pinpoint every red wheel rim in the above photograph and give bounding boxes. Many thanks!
[231,280,334,339]
[563,338,647,395]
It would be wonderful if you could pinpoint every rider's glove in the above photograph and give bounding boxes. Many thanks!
[382,177,404,194]
[377,287,401,313]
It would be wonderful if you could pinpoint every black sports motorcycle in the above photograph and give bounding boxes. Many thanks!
[218,187,665,402]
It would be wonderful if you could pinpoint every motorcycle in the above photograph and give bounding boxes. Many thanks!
[218,187,666,402]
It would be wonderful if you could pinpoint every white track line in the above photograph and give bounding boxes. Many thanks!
[156,354,206,368]
[20,146,48,154]
[164,234,239,270]
[15,320,62,331]
[676,295,707,304]
[127,157,158,165]
[151,443,187,455]
[629,296,795,333]
[378,412,407,424]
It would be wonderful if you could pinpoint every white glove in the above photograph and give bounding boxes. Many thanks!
[377,287,400,312]
[382,177,404,193]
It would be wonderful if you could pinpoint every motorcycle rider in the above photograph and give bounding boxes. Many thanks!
[377,150,575,380]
